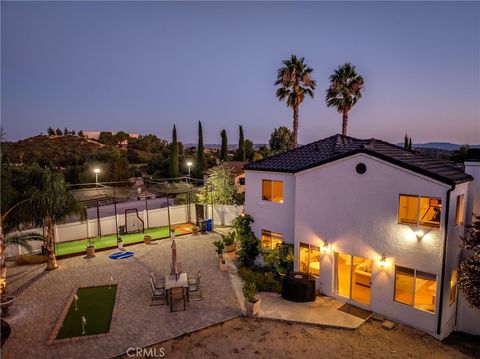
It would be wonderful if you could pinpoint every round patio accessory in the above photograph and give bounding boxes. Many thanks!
[356,163,367,174]
[282,272,316,302]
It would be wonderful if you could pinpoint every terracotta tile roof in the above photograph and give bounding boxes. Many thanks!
[244,134,472,185]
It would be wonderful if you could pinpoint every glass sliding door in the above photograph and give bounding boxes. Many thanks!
[335,252,352,298]
[335,252,371,305]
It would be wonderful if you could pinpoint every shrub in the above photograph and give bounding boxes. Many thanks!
[243,281,257,303]
[238,232,260,267]
[222,231,236,246]
[238,266,282,293]
[213,240,225,255]
[232,214,254,238]
[263,243,295,274]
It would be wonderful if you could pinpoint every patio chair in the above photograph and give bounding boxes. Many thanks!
[150,272,165,289]
[169,286,186,312]
[188,275,202,301]
[149,278,166,306]
[188,270,201,286]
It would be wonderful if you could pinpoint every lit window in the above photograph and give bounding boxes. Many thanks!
[394,266,437,313]
[398,195,441,229]
[455,194,465,226]
[262,180,284,203]
[261,230,283,250]
[299,243,320,276]
[450,269,457,306]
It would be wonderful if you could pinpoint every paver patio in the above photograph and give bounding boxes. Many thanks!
[2,233,242,358]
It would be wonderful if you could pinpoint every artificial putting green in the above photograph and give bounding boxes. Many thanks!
[56,226,170,256]
[56,285,117,339]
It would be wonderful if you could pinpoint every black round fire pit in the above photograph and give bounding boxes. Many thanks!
[281,272,316,302]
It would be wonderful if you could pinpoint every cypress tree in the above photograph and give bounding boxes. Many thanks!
[408,137,412,150]
[220,129,228,162]
[237,125,245,161]
[168,124,179,178]
[404,134,409,149]
[195,121,207,178]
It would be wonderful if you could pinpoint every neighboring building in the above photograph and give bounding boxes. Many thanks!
[244,134,480,339]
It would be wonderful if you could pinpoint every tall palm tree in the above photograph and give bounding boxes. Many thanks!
[325,63,364,136]
[18,166,85,270]
[275,54,316,148]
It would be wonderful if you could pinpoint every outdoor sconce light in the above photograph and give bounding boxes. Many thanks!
[408,225,431,240]
[379,254,388,268]
[321,241,330,253]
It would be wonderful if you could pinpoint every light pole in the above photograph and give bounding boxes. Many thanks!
[94,168,100,188]
[187,161,192,179]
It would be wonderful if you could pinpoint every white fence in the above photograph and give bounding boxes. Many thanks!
[5,204,243,257]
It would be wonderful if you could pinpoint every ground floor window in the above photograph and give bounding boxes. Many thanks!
[450,269,457,306]
[394,266,437,313]
[335,252,371,305]
[299,243,320,276]
[261,230,283,250]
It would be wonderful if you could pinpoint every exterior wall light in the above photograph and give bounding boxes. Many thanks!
[408,225,431,240]
[321,241,330,253]
[379,254,388,268]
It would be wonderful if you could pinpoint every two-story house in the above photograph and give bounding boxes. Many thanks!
[244,134,479,339]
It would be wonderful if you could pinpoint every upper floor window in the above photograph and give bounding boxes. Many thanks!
[455,194,465,226]
[398,195,441,229]
[262,179,284,203]
[261,230,283,250]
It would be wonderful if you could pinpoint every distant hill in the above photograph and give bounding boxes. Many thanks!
[395,142,480,151]
[2,135,121,165]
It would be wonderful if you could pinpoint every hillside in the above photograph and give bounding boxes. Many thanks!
[2,135,123,165]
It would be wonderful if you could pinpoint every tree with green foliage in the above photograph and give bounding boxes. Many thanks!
[269,126,294,153]
[404,134,413,150]
[220,129,228,162]
[458,214,480,308]
[232,214,260,267]
[114,131,130,143]
[168,125,179,178]
[236,125,246,161]
[78,130,84,138]
[98,131,115,145]
[275,54,316,148]
[244,139,254,162]
[195,121,207,178]
[47,127,55,136]
[198,166,242,205]
[263,243,295,274]
[408,137,412,150]
[55,128,62,136]
[325,63,364,136]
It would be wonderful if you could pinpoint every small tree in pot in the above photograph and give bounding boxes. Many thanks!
[222,231,237,252]
[243,281,261,315]
[86,237,96,257]
[213,240,224,259]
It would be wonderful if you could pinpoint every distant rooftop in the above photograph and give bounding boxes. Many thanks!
[244,134,472,185]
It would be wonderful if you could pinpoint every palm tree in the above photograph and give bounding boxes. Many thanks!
[325,63,364,136]
[275,54,316,148]
[18,166,85,270]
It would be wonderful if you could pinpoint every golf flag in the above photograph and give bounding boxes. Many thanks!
[82,316,87,325]
[74,294,79,301]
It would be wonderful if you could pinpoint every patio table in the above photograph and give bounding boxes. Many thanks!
[165,273,188,290]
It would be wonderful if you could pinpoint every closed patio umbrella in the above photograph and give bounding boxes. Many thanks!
[170,239,180,277]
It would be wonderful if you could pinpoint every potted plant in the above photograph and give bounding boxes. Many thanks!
[117,237,124,250]
[222,231,237,253]
[192,225,199,235]
[243,281,261,315]
[219,258,228,272]
[213,240,225,259]
[144,233,152,245]
[86,237,96,257]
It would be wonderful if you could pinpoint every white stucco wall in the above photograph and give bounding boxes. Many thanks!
[244,170,295,244]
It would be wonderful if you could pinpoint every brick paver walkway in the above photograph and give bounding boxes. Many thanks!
[2,234,242,358]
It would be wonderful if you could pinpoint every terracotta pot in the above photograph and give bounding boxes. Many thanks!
[219,259,228,272]
[117,241,124,250]
[224,243,237,253]
[86,246,95,257]
[144,235,152,245]
[245,298,261,315]
[0,296,15,317]
[192,226,199,235]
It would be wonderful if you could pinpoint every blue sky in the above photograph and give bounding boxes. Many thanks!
[2,1,479,144]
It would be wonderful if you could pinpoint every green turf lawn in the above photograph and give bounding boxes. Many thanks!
[56,226,170,256]
[56,285,117,339]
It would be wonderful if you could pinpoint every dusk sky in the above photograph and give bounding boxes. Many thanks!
[2,1,479,145]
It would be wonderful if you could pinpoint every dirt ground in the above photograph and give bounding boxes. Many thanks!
[120,317,478,359]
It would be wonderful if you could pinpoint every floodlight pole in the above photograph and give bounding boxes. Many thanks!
[113,186,119,241]
[166,192,172,236]
[144,181,149,231]
[96,199,102,237]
